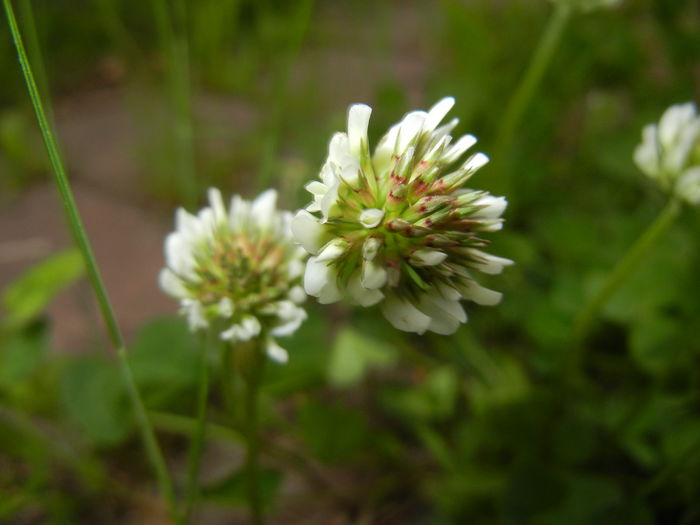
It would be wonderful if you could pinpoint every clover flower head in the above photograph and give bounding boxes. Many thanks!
[634,102,700,206]
[292,97,513,335]
[160,188,308,363]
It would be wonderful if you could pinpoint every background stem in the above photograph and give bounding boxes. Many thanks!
[244,344,265,525]
[2,1,177,520]
[573,198,680,344]
[183,334,212,522]
[492,4,572,195]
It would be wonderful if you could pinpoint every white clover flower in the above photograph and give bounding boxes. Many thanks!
[292,97,513,335]
[634,102,700,206]
[160,188,308,363]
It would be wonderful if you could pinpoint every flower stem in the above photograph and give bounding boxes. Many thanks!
[257,0,315,190]
[2,1,177,520]
[493,4,572,193]
[152,0,197,208]
[244,344,266,525]
[573,199,681,343]
[183,334,212,522]
[117,347,178,522]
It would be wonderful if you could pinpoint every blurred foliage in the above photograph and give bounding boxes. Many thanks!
[1,0,700,523]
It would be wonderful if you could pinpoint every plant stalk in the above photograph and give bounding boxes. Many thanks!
[2,1,177,520]
[493,3,572,194]
[183,334,212,522]
[244,343,265,525]
[573,198,681,343]
[152,0,197,208]
[257,0,315,190]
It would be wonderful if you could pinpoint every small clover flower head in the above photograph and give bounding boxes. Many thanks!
[292,97,513,335]
[634,102,700,206]
[160,188,308,363]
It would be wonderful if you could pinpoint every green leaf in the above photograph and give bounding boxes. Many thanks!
[129,317,199,401]
[0,322,48,388]
[326,327,397,388]
[60,355,131,446]
[298,401,370,463]
[534,474,622,525]
[1,249,84,330]
[381,366,460,421]
[629,314,683,375]
[263,309,328,396]
[202,467,282,510]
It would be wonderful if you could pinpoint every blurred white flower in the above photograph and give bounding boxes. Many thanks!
[160,188,308,363]
[292,97,512,335]
[634,102,700,206]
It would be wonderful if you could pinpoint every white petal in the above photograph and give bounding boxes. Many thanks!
[175,208,200,239]
[306,181,327,196]
[473,195,508,219]
[304,256,328,296]
[659,103,696,149]
[159,268,187,298]
[423,97,455,133]
[381,294,431,334]
[288,285,307,304]
[362,236,382,261]
[441,134,477,164]
[634,124,660,177]
[218,297,234,318]
[208,188,227,223]
[396,111,427,153]
[266,339,289,364]
[291,210,328,255]
[287,259,304,280]
[251,189,278,232]
[417,290,466,335]
[270,302,307,337]
[320,176,341,221]
[410,249,447,267]
[316,238,348,262]
[373,122,401,175]
[183,300,208,331]
[667,118,700,174]
[238,316,261,341]
[468,250,514,275]
[436,282,462,301]
[348,104,372,157]
[347,271,384,307]
[677,167,700,205]
[457,279,503,306]
[361,258,387,290]
[462,152,490,173]
[229,195,250,232]
[165,233,195,277]
[359,208,385,229]
[304,257,342,304]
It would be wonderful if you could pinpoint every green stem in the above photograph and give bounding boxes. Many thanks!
[492,4,572,193]
[257,0,315,190]
[573,199,681,343]
[3,0,121,348]
[221,341,240,426]
[183,334,212,522]
[117,348,179,523]
[244,344,265,525]
[152,0,197,208]
[16,0,52,122]
[2,1,177,520]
